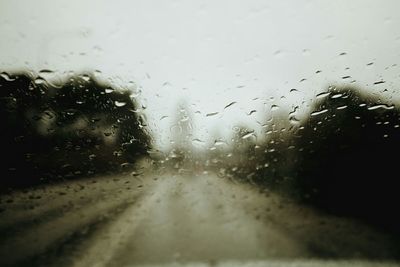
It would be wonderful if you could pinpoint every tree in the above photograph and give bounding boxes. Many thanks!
[0,71,151,190]
[292,85,400,234]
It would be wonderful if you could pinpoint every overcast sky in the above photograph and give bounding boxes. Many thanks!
[1,0,400,149]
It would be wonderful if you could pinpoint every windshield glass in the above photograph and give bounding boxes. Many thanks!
[1,1,400,266]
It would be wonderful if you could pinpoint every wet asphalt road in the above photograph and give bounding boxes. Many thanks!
[0,166,399,267]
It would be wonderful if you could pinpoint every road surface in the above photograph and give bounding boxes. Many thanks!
[0,163,399,267]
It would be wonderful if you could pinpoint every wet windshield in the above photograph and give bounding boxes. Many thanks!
[1,1,400,266]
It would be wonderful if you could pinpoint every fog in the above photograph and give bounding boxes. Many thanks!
[1,0,400,149]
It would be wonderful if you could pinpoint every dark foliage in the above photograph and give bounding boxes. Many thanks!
[293,86,400,234]
[0,72,151,191]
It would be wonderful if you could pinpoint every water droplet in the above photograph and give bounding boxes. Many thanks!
[224,101,237,109]
[206,112,219,117]
[39,69,53,74]
[331,93,343,99]
[214,140,227,146]
[0,72,15,81]
[160,116,168,120]
[336,105,348,110]
[241,131,255,140]
[104,131,113,137]
[66,109,77,116]
[271,105,279,111]
[34,77,46,84]
[192,138,205,146]
[120,162,130,168]
[131,171,142,177]
[367,104,394,110]
[80,74,90,82]
[94,70,102,77]
[311,109,328,117]
[316,92,330,99]
[373,81,385,85]
[115,101,127,107]
[289,116,300,124]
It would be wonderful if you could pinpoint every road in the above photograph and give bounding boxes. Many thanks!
[0,163,399,267]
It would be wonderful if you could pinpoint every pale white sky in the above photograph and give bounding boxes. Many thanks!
[1,0,400,149]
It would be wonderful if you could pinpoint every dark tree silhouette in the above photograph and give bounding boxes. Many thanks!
[291,86,400,234]
[250,111,298,191]
[0,71,151,191]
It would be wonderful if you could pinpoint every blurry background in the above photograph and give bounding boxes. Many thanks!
[1,0,400,150]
